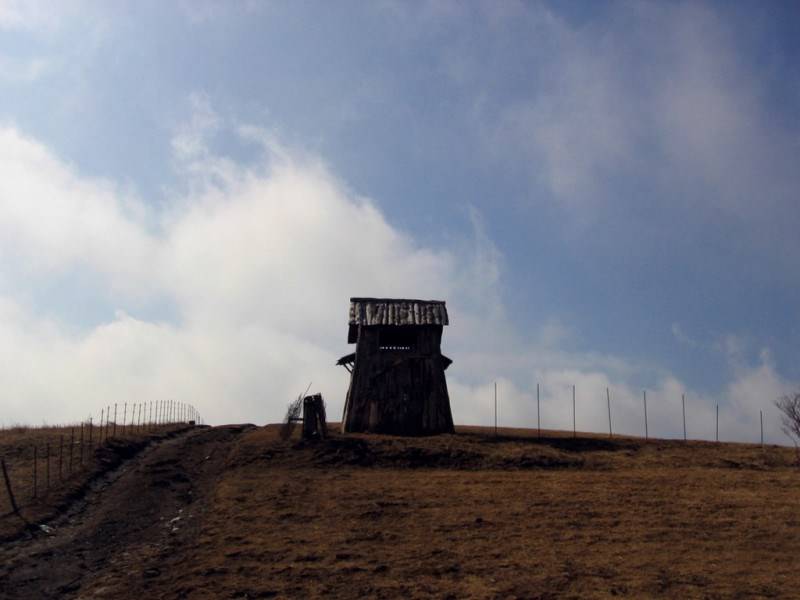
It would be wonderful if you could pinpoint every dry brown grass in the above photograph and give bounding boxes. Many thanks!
[143,425,800,599]
[0,423,187,539]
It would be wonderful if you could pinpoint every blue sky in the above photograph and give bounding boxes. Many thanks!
[1,1,799,442]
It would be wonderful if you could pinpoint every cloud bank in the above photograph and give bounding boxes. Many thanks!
[0,104,795,443]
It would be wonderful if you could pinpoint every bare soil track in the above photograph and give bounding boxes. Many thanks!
[0,425,253,599]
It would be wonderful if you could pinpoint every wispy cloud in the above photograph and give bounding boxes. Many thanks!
[0,54,48,83]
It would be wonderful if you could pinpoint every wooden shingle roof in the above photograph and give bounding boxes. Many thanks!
[349,297,449,327]
[347,298,447,343]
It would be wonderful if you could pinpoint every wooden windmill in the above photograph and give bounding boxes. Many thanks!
[337,298,454,436]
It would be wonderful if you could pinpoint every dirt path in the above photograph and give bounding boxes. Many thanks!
[0,425,252,600]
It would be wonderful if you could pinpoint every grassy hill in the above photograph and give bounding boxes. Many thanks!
[169,425,800,598]
[1,424,798,598]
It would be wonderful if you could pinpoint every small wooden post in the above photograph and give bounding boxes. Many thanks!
[572,385,576,438]
[536,383,541,438]
[607,387,612,438]
[682,393,687,441]
[88,417,93,449]
[1,458,20,516]
[643,390,648,441]
[760,410,764,447]
[68,427,75,474]
[113,404,118,438]
[32,446,37,499]
[716,404,719,443]
[58,435,64,480]
[494,382,497,437]
[46,442,50,490]
[99,409,104,446]
[79,422,84,466]
[122,403,127,437]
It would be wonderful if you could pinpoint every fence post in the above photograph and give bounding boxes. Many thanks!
[88,417,93,450]
[572,385,576,438]
[113,404,118,438]
[493,382,497,437]
[760,410,764,447]
[33,446,37,500]
[682,393,687,441]
[716,404,719,443]
[643,390,648,441]
[607,387,612,438]
[1,458,20,516]
[537,383,541,438]
[68,427,74,474]
[46,442,50,490]
[58,435,64,480]
[79,422,84,466]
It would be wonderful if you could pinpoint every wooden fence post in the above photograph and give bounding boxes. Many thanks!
[46,442,50,490]
[33,446,37,500]
[760,410,764,447]
[79,422,84,466]
[537,383,541,438]
[68,428,74,475]
[1,458,20,516]
[716,404,719,443]
[58,435,64,480]
[643,390,648,441]
[607,387,612,438]
[113,404,118,438]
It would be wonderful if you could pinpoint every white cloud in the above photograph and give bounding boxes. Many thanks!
[0,113,795,442]
[494,3,799,230]
[0,119,459,425]
[0,0,57,31]
[0,127,159,297]
[170,92,221,163]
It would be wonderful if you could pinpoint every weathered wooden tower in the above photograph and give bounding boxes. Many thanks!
[337,297,454,435]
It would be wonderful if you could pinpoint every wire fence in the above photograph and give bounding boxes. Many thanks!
[0,400,202,522]
[493,383,775,446]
